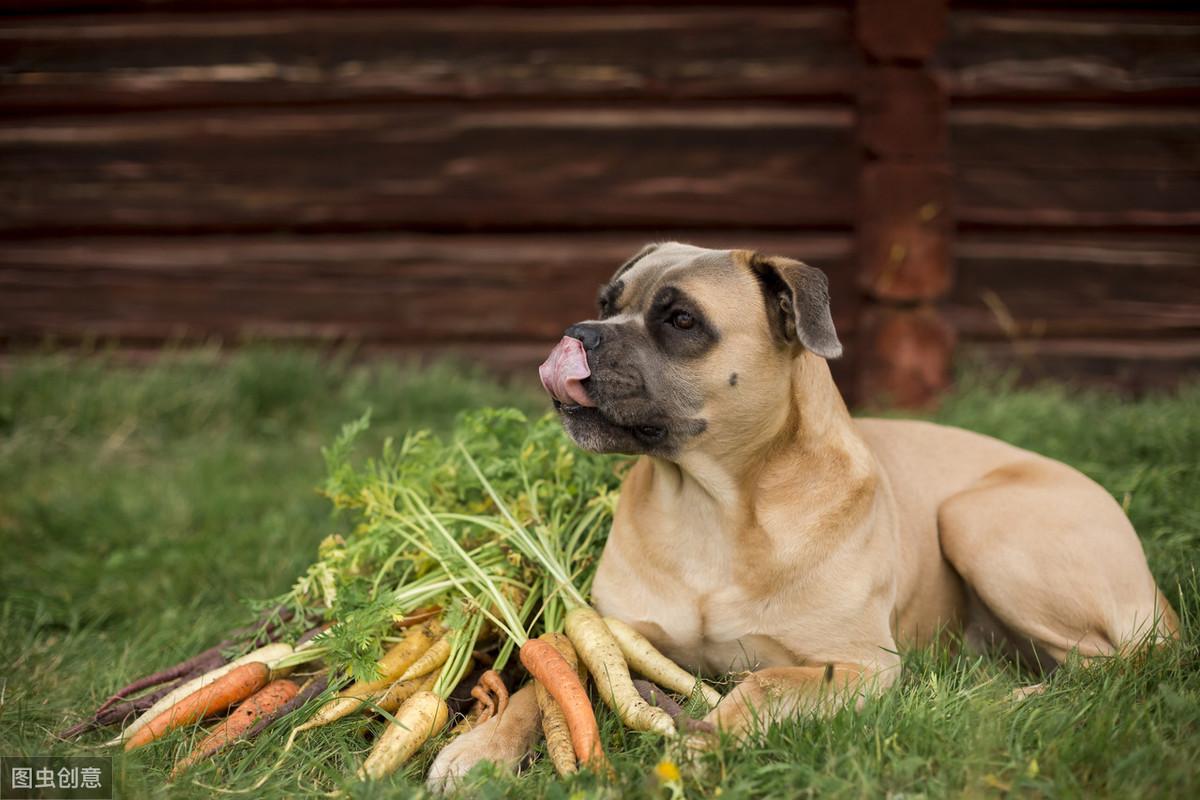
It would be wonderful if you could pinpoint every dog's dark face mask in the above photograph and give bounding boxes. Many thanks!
[538,242,841,458]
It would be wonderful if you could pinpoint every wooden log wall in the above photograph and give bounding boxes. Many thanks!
[2,1,1198,400]
[0,3,863,395]
[855,0,955,407]
[935,1,1200,393]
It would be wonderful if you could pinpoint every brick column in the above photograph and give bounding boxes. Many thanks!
[855,0,954,408]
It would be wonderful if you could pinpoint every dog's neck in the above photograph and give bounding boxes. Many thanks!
[647,351,873,518]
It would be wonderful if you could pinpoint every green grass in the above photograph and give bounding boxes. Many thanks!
[1,348,1196,798]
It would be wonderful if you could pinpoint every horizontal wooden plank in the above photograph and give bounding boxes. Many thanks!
[0,106,855,234]
[7,1,821,13]
[0,231,857,345]
[938,10,1200,101]
[946,234,1200,339]
[961,338,1200,395]
[0,8,855,112]
[951,107,1200,228]
[956,2,1200,7]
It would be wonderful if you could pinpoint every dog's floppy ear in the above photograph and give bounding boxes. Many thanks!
[748,253,843,359]
[612,242,660,280]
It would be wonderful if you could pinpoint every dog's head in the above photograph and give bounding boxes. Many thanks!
[539,242,841,457]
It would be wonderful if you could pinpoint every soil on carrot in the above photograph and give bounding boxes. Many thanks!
[2,348,1197,798]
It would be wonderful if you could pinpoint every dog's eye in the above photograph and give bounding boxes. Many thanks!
[598,297,609,316]
[670,310,695,330]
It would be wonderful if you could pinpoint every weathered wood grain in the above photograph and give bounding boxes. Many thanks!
[0,106,855,234]
[946,234,1200,339]
[938,10,1200,101]
[7,1,815,12]
[951,107,1200,228]
[0,8,856,112]
[0,232,856,344]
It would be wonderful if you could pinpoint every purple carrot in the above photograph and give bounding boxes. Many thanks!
[243,674,330,741]
[93,605,294,715]
[294,623,332,649]
[93,645,228,716]
[57,672,193,740]
[633,679,716,734]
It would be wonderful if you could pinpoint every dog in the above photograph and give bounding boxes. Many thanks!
[427,242,1178,789]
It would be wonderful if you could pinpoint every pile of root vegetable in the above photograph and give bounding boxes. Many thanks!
[60,408,723,787]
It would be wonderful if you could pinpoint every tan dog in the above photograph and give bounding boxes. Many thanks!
[428,242,1178,789]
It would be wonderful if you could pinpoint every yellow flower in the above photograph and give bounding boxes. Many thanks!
[654,759,682,784]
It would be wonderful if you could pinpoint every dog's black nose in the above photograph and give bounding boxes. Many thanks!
[565,323,603,352]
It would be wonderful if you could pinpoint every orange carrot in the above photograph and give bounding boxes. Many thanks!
[467,669,509,726]
[469,684,496,724]
[479,670,510,718]
[125,662,270,752]
[519,638,605,767]
[535,633,584,776]
[169,679,299,778]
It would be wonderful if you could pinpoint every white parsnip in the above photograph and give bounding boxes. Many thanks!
[564,607,675,736]
[603,617,722,709]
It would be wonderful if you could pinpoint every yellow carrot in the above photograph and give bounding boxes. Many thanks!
[372,621,445,682]
[396,633,451,683]
[358,690,449,780]
[376,667,441,715]
[284,622,442,748]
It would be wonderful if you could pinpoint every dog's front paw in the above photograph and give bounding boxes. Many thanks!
[425,684,541,794]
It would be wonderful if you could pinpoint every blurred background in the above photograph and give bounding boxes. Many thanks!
[2,0,1198,408]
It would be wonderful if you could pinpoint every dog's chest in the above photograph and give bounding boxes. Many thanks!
[592,541,800,676]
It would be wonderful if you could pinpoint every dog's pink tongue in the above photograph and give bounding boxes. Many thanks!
[538,336,595,407]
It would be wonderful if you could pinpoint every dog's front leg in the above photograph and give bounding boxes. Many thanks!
[691,663,894,747]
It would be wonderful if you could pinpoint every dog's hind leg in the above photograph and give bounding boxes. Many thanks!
[937,458,1178,671]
